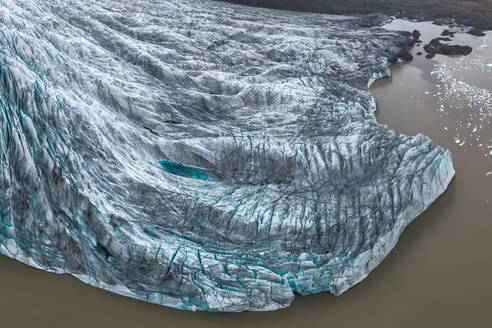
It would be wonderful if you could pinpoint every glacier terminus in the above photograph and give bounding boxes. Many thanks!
[0,0,455,311]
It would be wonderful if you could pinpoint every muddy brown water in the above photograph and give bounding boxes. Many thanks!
[1,20,490,327]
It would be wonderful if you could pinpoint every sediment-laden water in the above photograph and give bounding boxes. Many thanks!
[2,1,485,323]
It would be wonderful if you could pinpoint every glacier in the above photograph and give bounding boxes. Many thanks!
[0,0,454,311]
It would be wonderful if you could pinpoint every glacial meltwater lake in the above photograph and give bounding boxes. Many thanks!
[1,19,490,327]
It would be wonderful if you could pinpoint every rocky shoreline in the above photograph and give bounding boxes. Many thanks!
[391,26,473,61]
[220,0,488,61]
[407,27,475,59]
[219,0,492,31]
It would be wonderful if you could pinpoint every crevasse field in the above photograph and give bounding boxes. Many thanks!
[0,0,454,311]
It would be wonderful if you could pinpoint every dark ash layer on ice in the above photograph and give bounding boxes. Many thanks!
[0,0,454,311]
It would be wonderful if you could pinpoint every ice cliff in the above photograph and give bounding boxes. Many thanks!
[0,0,454,311]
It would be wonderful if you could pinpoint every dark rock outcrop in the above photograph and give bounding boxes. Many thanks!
[424,38,472,57]
[468,28,486,36]
[441,29,455,37]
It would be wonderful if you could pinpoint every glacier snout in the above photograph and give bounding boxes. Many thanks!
[0,0,454,311]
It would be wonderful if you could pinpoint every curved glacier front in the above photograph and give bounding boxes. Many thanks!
[0,0,454,311]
